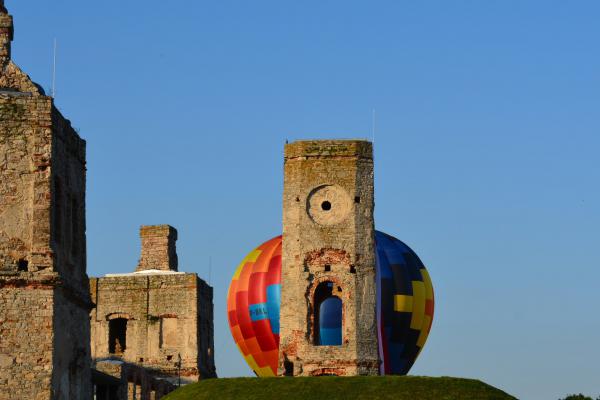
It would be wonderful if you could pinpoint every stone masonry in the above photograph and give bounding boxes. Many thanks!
[90,225,216,384]
[0,1,93,398]
[278,140,380,376]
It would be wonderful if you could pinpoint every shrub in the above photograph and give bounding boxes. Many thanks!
[558,395,597,400]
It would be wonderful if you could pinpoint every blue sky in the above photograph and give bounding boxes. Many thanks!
[8,1,600,399]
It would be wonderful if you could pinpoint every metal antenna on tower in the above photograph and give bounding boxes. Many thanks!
[51,38,57,98]
[208,256,212,286]
[372,109,376,144]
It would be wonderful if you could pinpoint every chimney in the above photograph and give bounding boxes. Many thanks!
[136,225,178,272]
[0,0,13,66]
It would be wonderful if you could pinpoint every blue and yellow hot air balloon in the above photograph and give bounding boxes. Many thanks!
[227,232,434,377]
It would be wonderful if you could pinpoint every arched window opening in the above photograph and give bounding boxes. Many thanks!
[314,281,342,346]
[108,318,127,355]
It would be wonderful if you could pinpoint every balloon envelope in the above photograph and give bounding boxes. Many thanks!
[318,296,343,346]
[227,231,434,377]
[227,236,282,377]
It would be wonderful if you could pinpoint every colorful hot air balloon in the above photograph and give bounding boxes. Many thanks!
[375,231,435,375]
[227,232,434,377]
[227,236,282,377]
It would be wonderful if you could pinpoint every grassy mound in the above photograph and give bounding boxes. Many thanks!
[163,376,516,400]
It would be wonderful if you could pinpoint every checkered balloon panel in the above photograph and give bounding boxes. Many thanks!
[375,231,434,375]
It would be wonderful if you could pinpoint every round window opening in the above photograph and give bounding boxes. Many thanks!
[306,184,351,226]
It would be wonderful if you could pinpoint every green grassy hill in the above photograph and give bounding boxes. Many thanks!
[163,376,516,400]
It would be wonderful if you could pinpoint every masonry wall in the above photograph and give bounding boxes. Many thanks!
[0,93,49,273]
[0,7,92,397]
[0,287,54,400]
[50,105,87,289]
[278,140,380,376]
[90,273,216,383]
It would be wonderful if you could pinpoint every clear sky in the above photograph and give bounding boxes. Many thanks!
[8,1,600,399]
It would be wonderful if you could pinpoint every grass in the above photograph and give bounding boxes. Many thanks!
[163,376,517,400]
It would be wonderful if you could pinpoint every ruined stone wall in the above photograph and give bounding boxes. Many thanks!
[52,289,92,399]
[278,140,380,376]
[50,104,87,289]
[0,286,54,400]
[0,283,92,400]
[0,93,50,273]
[90,272,216,383]
[0,92,92,398]
[0,5,92,398]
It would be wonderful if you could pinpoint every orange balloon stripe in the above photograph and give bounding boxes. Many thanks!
[227,279,238,314]
[237,259,254,293]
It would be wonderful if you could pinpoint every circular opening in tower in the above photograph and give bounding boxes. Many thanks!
[306,185,351,226]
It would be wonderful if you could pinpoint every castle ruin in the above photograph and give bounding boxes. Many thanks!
[0,3,215,398]
[0,1,92,397]
[90,225,216,384]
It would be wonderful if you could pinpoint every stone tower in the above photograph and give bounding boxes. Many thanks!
[90,225,216,383]
[278,140,380,376]
[0,2,92,399]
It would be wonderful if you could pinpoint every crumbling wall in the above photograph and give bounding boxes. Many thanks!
[91,271,216,383]
[0,5,92,398]
[0,94,50,274]
[0,92,91,399]
[90,225,215,382]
